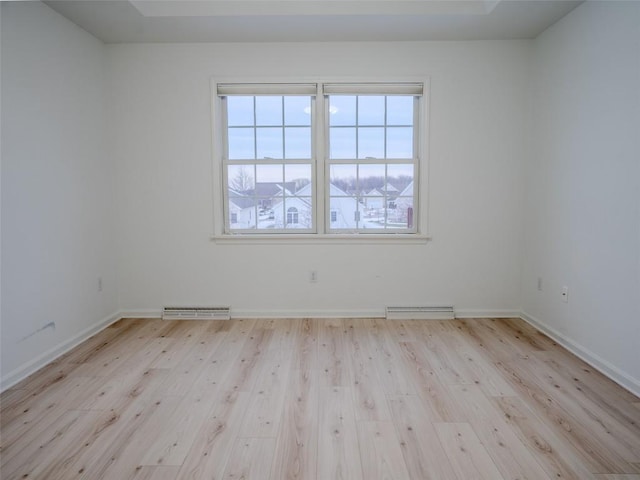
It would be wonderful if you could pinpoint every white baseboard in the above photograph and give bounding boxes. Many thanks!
[520,311,640,398]
[229,309,384,319]
[118,309,162,319]
[454,309,521,319]
[117,309,383,320]
[118,309,385,320]
[116,308,522,320]
[1,310,122,392]
[231,309,521,319]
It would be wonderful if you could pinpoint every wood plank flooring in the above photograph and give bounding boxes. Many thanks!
[1,317,639,480]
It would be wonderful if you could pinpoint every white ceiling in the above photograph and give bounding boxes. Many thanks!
[43,0,583,43]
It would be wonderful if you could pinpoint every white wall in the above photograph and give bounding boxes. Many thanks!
[109,41,529,318]
[522,1,640,393]
[1,2,118,386]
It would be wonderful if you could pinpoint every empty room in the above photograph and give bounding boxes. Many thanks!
[1,0,639,479]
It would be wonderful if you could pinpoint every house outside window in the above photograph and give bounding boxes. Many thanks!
[216,82,424,237]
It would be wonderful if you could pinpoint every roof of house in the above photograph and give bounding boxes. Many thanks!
[251,182,297,198]
[397,181,414,197]
[228,189,257,210]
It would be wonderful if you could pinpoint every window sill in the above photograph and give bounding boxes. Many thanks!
[210,233,431,245]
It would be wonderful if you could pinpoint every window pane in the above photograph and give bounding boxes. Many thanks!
[358,164,385,195]
[329,164,356,195]
[387,163,414,195]
[256,127,283,159]
[330,127,356,159]
[358,96,385,126]
[329,197,359,230]
[228,207,257,230]
[285,127,311,159]
[287,206,299,226]
[228,164,255,192]
[358,127,384,159]
[329,96,356,126]
[255,96,282,126]
[227,96,254,126]
[386,127,413,158]
[228,128,255,160]
[270,198,285,229]
[285,96,311,126]
[227,190,257,230]
[285,164,312,193]
[386,96,414,125]
[257,199,277,229]
[388,196,414,229]
[363,195,385,210]
[256,164,283,184]
[254,165,285,220]
[363,196,385,223]
[285,198,312,229]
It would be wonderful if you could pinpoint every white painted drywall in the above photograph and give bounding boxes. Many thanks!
[1,2,118,383]
[522,1,640,389]
[108,41,529,317]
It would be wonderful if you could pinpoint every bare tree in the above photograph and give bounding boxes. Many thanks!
[230,167,254,192]
[292,177,311,191]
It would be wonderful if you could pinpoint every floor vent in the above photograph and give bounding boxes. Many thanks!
[162,306,231,320]
[386,306,455,320]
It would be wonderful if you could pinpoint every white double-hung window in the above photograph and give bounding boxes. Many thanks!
[215,81,425,238]
[218,83,316,233]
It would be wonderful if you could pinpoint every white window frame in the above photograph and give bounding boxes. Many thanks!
[211,79,430,243]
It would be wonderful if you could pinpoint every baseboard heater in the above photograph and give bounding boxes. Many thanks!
[386,306,455,320]
[162,306,231,320]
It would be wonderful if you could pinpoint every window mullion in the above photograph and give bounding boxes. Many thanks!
[222,98,233,234]
[281,96,286,161]
[355,96,359,161]
[317,90,327,234]
[383,162,388,231]
[252,97,258,160]
[413,95,420,234]
[384,96,388,160]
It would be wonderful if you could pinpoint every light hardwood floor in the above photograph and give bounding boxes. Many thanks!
[1,317,639,479]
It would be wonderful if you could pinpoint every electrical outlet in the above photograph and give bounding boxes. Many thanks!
[310,270,318,283]
[561,286,568,303]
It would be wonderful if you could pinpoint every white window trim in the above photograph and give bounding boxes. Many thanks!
[210,77,431,243]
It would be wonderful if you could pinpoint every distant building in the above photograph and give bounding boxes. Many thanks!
[328,184,360,230]
[391,181,414,227]
[363,188,384,209]
[228,188,257,228]
[271,183,313,229]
